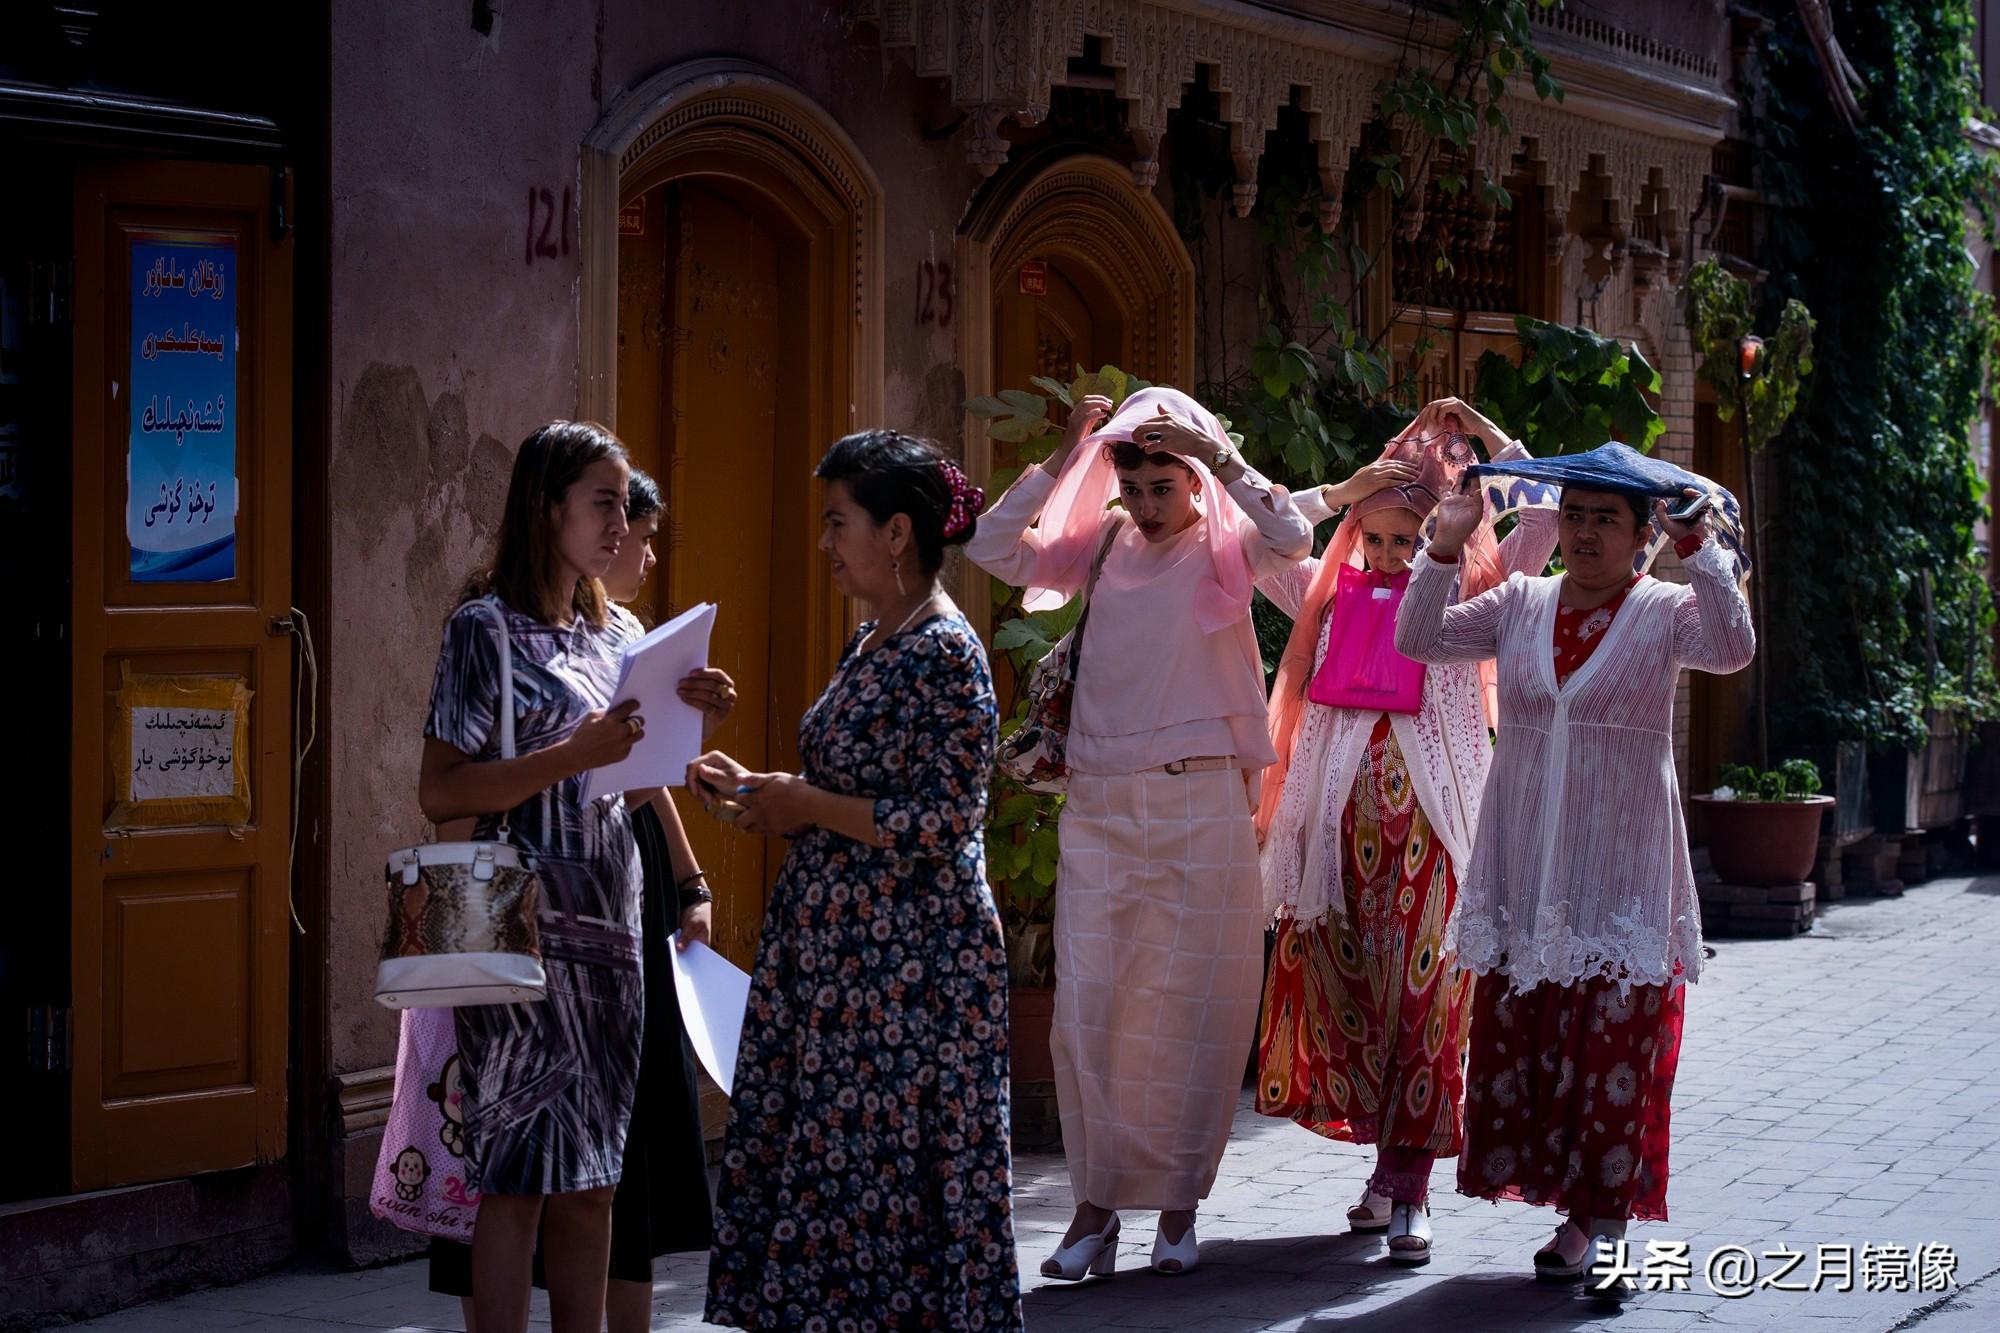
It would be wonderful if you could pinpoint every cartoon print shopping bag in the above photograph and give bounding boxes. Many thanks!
[369,1006,479,1241]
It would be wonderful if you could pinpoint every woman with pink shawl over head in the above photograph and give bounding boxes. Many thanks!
[964,386,1310,1279]
[1251,399,1557,1267]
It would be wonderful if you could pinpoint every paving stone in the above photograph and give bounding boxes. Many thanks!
[57,876,2000,1333]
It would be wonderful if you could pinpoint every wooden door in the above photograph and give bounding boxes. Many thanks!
[619,180,813,971]
[1688,400,1754,796]
[70,161,293,1189]
[990,257,1107,703]
[667,183,783,969]
[994,256,1103,406]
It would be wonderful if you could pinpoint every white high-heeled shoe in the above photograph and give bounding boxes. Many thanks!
[1347,1184,1393,1234]
[1151,1216,1199,1275]
[1041,1215,1119,1281]
[1584,1231,1638,1302]
[1386,1202,1432,1266]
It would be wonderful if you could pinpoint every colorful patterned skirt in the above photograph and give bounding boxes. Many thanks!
[1256,718,1471,1199]
[1456,975,1686,1222]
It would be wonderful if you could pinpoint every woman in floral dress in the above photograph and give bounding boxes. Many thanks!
[691,430,1019,1331]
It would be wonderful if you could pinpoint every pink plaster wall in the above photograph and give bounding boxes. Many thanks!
[325,2,977,1075]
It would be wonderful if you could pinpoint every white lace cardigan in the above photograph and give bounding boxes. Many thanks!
[1393,540,1756,992]
[1255,493,1558,926]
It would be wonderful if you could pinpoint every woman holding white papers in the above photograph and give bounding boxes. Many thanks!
[691,431,1020,1331]
[426,465,739,1331]
[419,421,654,1333]
[598,467,735,1328]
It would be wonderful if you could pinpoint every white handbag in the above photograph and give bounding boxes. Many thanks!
[375,598,548,1008]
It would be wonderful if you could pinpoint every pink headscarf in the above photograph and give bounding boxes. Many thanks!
[1020,386,1275,635]
[1255,398,1513,845]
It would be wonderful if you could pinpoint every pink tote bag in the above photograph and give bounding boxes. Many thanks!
[1306,564,1427,714]
[368,1007,480,1242]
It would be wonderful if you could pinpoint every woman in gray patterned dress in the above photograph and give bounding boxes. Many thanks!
[419,420,654,1333]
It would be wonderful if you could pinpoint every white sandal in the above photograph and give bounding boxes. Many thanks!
[1151,1215,1199,1275]
[1041,1214,1119,1281]
[1386,1202,1432,1266]
[1347,1185,1394,1234]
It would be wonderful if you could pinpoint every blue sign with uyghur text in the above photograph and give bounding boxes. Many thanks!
[127,239,237,582]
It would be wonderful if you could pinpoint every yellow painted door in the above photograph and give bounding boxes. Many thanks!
[70,161,293,1189]
[663,183,782,968]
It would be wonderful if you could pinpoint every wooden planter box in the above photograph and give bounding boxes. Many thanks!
[1870,710,1970,834]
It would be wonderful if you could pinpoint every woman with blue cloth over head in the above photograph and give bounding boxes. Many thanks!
[1394,442,1755,1302]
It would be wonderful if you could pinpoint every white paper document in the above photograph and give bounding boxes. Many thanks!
[580,602,715,801]
[667,936,751,1095]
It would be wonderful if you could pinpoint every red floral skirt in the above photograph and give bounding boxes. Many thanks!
[1456,974,1685,1222]
[1257,719,1471,1190]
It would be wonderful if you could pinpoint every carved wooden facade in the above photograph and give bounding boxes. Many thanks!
[846,0,1726,287]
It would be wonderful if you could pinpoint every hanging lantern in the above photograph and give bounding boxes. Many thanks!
[1738,334,1765,377]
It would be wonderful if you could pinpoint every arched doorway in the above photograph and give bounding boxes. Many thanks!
[579,61,883,972]
[956,153,1195,629]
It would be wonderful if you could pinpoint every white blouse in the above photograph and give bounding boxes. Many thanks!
[965,463,1310,775]
[1394,540,1756,991]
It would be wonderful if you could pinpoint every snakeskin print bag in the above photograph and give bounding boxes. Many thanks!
[995,517,1123,795]
[375,598,546,1008]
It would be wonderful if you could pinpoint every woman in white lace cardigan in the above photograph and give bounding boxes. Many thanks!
[1395,459,1753,1298]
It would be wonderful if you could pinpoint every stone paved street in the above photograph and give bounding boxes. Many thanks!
[70,875,2000,1332]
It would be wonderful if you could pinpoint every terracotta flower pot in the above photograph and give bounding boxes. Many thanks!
[1692,795,1834,886]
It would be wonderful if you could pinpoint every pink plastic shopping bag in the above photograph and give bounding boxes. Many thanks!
[1306,564,1427,714]
[368,1007,480,1242]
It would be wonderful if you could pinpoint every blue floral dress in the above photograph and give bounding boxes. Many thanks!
[705,612,1021,1331]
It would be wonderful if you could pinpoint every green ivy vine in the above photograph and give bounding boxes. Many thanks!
[1184,1,1567,486]
[1749,0,1999,750]
[1682,256,1815,770]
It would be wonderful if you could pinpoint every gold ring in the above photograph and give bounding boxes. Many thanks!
[625,717,642,736]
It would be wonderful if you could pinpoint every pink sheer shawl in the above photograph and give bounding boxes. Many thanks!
[1254,398,1513,844]
[1021,386,1270,635]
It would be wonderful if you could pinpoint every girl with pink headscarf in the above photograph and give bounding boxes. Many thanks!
[1252,399,1557,1266]
[964,386,1311,1279]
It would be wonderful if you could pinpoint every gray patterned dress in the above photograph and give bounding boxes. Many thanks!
[424,594,645,1196]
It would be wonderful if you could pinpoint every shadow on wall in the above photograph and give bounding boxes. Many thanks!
[334,361,515,626]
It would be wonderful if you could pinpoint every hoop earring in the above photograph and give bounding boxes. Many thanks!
[893,557,906,598]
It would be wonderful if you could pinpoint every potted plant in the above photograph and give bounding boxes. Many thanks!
[986,769,1059,1069]
[1692,760,1835,885]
